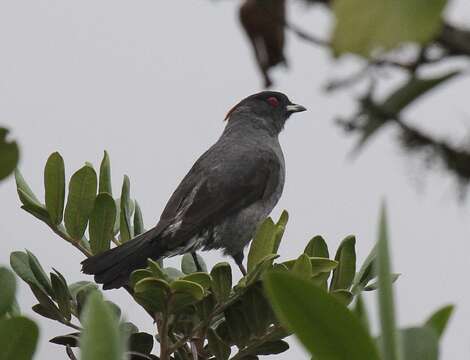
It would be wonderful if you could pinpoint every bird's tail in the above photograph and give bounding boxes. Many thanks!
[81,228,162,289]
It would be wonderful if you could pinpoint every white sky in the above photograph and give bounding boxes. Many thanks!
[1,1,469,359]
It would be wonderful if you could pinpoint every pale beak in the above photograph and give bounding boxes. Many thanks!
[286,104,307,113]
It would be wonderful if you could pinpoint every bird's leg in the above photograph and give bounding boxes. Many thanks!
[191,252,203,272]
[233,252,247,276]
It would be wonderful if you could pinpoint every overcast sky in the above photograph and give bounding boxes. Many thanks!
[1,1,469,359]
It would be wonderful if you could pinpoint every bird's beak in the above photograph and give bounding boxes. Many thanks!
[286,104,307,113]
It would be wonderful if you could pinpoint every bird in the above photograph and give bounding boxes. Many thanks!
[81,91,306,289]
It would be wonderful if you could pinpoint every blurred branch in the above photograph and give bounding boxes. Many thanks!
[283,19,330,47]
[338,99,470,186]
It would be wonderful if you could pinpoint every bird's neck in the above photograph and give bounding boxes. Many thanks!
[223,110,280,138]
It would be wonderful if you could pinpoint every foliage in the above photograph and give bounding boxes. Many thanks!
[331,0,447,56]
[0,151,454,359]
[236,0,470,190]
[0,127,19,182]
[264,204,453,360]
[0,267,39,360]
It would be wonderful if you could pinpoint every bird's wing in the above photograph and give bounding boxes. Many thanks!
[156,149,281,250]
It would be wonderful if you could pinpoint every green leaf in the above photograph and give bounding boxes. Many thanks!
[304,235,329,258]
[89,193,116,254]
[44,152,65,225]
[64,164,97,240]
[273,210,289,253]
[224,302,251,348]
[330,235,356,291]
[105,300,122,319]
[147,259,170,281]
[247,218,277,272]
[170,279,204,299]
[0,317,39,360]
[15,169,41,205]
[424,304,454,339]
[352,245,377,294]
[311,272,330,289]
[181,253,207,274]
[245,254,279,286]
[208,328,231,360]
[133,201,144,236]
[401,327,438,360]
[26,250,53,298]
[134,278,170,313]
[163,267,184,282]
[264,271,381,360]
[31,304,61,321]
[354,294,370,332]
[241,284,272,337]
[331,289,354,306]
[376,204,400,360]
[68,281,98,300]
[120,175,133,242]
[8,300,20,317]
[364,273,400,291]
[0,128,19,181]
[113,198,121,235]
[80,292,125,360]
[332,0,447,56]
[292,254,312,278]
[0,267,16,317]
[196,294,216,322]
[10,251,44,291]
[170,279,205,312]
[98,150,112,195]
[49,332,80,347]
[15,170,50,223]
[281,257,337,274]
[181,273,212,291]
[311,257,338,276]
[130,269,154,288]
[30,283,63,321]
[211,262,232,303]
[129,332,154,354]
[50,273,71,321]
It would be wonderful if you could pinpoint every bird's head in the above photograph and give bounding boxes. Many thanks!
[224,91,306,134]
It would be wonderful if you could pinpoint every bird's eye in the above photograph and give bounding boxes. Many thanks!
[267,96,279,107]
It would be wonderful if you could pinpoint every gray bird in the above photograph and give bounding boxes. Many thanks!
[81,91,306,289]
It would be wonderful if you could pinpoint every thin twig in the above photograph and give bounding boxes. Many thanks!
[49,224,92,257]
[284,20,330,47]
[158,296,173,360]
[61,320,82,331]
[258,1,330,47]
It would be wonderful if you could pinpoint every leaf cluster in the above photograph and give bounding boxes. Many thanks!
[264,205,454,360]
[2,151,455,360]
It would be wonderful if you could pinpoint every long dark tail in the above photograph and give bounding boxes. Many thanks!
[81,228,162,289]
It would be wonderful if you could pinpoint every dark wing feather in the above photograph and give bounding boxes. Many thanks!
[157,149,281,251]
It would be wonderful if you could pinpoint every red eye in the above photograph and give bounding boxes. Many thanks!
[267,96,279,107]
